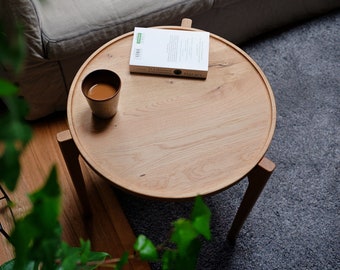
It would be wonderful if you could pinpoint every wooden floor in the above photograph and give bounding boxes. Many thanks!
[0,113,149,269]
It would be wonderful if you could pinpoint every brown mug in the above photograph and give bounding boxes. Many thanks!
[82,69,121,119]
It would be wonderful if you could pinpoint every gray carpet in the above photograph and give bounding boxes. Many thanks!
[116,11,340,269]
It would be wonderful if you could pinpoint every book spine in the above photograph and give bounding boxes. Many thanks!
[129,65,207,79]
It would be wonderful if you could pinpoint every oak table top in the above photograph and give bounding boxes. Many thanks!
[67,26,276,199]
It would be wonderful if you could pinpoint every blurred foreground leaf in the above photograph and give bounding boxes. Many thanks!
[161,196,211,270]
[58,239,109,270]
[0,19,26,73]
[191,196,211,240]
[134,235,158,261]
[0,95,31,191]
[10,166,62,270]
[150,196,211,270]
[0,79,18,96]
[0,260,35,270]
[115,252,129,270]
[0,260,14,270]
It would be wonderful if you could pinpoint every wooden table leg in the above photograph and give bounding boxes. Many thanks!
[227,157,276,242]
[57,130,92,217]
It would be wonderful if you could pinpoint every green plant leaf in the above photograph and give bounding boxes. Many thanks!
[0,79,18,96]
[171,218,198,256]
[28,166,61,228]
[85,252,110,267]
[179,238,201,269]
[78,239,91,264]
[0,95,30,127]
[0,118,32,144]
[161,239,200,270]
[161,250,175,270]
[162,196,211,270]
[79,239,109,267]
[0,141,21,190]
[10,166,62,270]
[0,260,15,270]
[0,260,35,270]
[0,20,26,73]
[57,240,109,270]
[115,252,129,270]
[57,242,80,270]
[134,235,158,261]
[0,97,31,191]
[191,196,211,240]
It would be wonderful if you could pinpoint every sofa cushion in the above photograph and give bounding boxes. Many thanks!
[193,0,340,44]
[32,0,213,60]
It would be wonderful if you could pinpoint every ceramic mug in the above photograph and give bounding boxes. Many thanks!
[82,69,121,119]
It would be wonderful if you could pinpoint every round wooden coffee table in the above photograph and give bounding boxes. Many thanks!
[58,20,276,241]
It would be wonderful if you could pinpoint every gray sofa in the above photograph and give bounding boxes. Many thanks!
[2,0,339,119]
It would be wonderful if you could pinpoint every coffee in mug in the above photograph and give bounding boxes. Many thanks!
[82,70,121,119]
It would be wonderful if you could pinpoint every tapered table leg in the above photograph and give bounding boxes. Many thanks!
[57,130,92,217]
[227,157,275,242]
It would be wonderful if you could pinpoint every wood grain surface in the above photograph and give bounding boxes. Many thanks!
[67,27,276,199]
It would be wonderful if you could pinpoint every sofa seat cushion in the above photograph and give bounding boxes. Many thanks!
[32,0,213,60]
[193,0,340,44]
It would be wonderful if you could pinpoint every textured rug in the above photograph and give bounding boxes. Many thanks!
[116,11,339,269]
